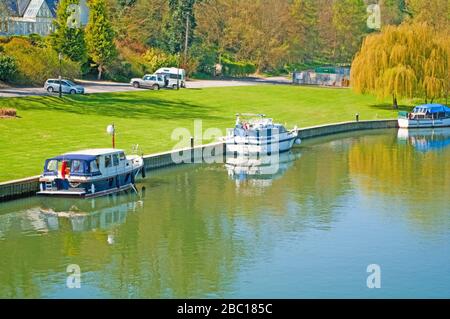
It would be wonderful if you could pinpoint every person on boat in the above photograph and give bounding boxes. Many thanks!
[61,161,69,179]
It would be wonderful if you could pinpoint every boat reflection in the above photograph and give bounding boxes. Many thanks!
[397,128,450,152]
[225,151,301,187]
[0,187,145,237]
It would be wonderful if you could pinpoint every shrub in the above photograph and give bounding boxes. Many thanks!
[0,54,17,82]
[143,48,178,73]
[2,38,81,85]
[0,108,17,117]
[107,45,185,81]
[221,56,256,77]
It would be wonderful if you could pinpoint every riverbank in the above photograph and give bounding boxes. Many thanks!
[0,119,398,202]
[0,85,410,182]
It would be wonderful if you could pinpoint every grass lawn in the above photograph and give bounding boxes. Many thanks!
[0,85,411,182]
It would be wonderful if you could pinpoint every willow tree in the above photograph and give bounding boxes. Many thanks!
[351,23,448,108]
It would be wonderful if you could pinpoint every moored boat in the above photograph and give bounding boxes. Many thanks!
[398,104,450,128]
[37,149,145,198]
[225,114,301,155]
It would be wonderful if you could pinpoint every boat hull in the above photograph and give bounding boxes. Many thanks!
[225,134,300,155]
[37,167,144,198]
[398,117,450,128]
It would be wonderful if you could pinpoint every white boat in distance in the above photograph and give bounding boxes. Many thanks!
[398,104,450,128]
[225,114,301,155]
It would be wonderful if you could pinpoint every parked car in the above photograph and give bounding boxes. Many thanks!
[44,79,85,94]
[155,67,186,89]
[130,74,165,90]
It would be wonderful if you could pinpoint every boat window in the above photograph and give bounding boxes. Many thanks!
[90,158,100,172]
[277,126,286,133]
[119,152,126,160]
[105,155,112,168]
[46,160,58,172]
[113,154,119,166]
[71,160,83,173]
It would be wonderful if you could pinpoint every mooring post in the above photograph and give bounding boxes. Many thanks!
[190,136,194,163]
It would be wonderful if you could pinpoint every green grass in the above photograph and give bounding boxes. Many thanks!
[0,85,411,182]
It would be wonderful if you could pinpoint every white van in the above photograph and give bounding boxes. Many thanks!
[155,67,186,89]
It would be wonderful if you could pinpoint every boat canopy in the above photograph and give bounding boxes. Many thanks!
[413,104,450,114]
[43,154,100,177]
[48,154,97,162]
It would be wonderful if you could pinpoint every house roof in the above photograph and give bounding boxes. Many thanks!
[5,0,32,16]
[45,0,58,16]
[5,0,58,17]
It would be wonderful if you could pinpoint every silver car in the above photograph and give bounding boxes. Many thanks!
[44,79,85,94]
[130,74,166,90]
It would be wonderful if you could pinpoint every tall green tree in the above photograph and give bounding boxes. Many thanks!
[51,0,88,63]
[164,0,197,55]
[85,0,117,79]
[332,0,368,63]
[289,0,319,64]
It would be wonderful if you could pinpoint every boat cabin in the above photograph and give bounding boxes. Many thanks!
[405,104,450,120]
[43,149,130,179]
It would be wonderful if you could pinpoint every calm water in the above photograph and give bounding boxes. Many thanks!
[0,128,449,298]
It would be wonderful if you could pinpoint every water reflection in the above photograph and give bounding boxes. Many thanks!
[39,191,144,233]
[225,151,302,187]
[0,129,449,298]
[0,189,145,237]
[397,128,450,152]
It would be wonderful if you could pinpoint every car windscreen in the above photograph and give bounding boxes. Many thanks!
[65,80,76,86]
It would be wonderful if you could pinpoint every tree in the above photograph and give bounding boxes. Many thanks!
[108,0,168,51]
[378,0,407,25]
[164,0,197,55]
[351,23,448,108]
[0,55,17,82]
[405,0,450,30]
[85,0,117,79]
[0,1,9,17]
[51,0,88,63]
[289,0,319,64]
[331,0,368,63]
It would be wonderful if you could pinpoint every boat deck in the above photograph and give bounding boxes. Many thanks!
[37,188,86,197]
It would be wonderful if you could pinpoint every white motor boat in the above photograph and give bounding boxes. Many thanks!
[398,104,450,128]
[225,114,301,155]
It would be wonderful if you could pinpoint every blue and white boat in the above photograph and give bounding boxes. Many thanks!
[398,104,450,128]
[37,149,145,198]
[225,114,301,155]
